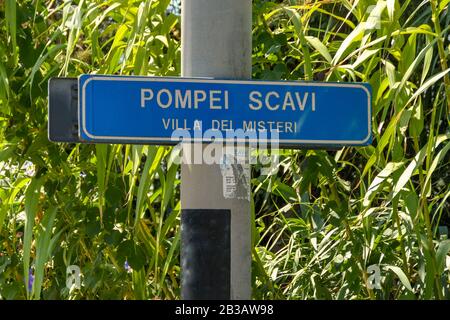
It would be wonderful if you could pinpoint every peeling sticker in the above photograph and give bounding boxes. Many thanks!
[220,153,250,200]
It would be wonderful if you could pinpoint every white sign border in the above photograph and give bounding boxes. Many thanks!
[80,75,372,146]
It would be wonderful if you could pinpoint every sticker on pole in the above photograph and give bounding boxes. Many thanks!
[79,74,372,147]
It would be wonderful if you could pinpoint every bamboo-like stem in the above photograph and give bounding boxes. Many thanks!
[413,137,443,299]
[430,0,450,114]
[392,196,410,277]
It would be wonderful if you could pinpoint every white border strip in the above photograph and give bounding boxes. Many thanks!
[79,76,372,145]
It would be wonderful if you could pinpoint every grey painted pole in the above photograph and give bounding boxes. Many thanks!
[180,0,252,300]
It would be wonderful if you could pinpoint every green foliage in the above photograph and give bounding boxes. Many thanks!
[0,0,449,300]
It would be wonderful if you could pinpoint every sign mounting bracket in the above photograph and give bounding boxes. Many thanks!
[48,77,81,143]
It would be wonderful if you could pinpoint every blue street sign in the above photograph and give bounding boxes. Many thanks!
[79,75,371,147]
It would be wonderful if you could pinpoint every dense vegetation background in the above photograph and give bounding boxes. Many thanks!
[0,0,449,300]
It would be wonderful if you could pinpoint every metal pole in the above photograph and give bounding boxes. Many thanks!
[180,0,252,300]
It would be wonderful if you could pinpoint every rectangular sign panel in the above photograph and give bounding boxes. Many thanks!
[79,75,371,147]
